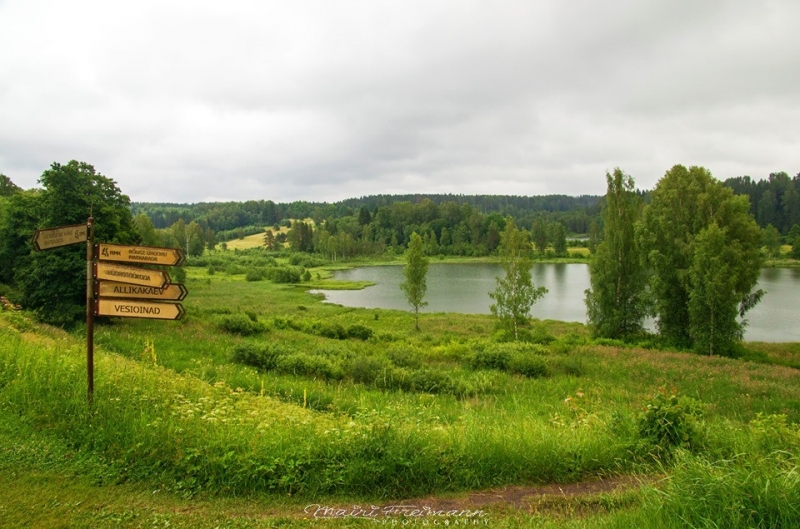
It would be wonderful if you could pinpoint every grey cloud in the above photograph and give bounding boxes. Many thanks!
[1,0,798,203]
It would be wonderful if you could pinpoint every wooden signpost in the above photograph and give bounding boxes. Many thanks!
[96,243,185,266]
[98,282,188,301]
[95,261,171,288]
[33,218,188,405]
[32,223,88,251]
[96,299,186,320]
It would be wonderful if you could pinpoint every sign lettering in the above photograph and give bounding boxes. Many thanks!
[98,281,188,301]
[33,224,88,251]
[96,299,185,320]
[95,262,170,288]
[97,244,185,266]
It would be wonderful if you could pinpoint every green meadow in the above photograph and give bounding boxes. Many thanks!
[1,254,799,527]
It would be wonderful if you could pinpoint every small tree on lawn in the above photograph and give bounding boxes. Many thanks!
[400,232,429,331]
[490,218,547,340]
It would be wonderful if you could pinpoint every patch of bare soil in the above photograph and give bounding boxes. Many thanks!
[404,475,647,512]
[301,475,652,521]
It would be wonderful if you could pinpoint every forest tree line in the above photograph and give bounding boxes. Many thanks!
[2,162,800,328]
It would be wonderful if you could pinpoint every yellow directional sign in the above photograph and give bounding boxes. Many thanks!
[97,243,185,266]
[98,281,188,301]
[33,223,88,251]
[95,262,170,288]
[96,299,185,320]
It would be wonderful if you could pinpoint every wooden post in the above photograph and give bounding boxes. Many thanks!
[86,217,95,405]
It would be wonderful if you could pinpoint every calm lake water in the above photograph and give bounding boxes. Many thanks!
[311,263,800,343]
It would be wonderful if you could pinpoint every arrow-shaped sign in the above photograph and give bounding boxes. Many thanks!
[97,281,188,301]
[95,262,170,289]
[32,223,88,251]
[97,243,185,267]
[96,299,185,320]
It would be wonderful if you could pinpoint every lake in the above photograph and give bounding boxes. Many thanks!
[311,263,800,342]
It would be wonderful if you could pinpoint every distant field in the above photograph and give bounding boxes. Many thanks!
[223,225,290,250]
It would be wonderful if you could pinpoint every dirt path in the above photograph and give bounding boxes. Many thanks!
[301,475,652,521]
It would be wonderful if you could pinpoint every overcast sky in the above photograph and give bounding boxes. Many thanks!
[1,1,798,204]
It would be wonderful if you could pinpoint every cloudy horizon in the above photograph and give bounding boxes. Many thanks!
[1,0,798,204]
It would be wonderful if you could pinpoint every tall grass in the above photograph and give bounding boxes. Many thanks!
[1,314,637,498]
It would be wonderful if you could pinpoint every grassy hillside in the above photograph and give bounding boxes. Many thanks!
[1,256,799,527]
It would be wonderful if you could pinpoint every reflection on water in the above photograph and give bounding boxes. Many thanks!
[311,263,800,342]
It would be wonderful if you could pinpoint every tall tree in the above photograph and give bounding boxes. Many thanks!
[490,218,547,340]
[187,221,205,257]
[0,190,41,284]
[762,224,782,258]
[17,161,136,326]
[789,224,800,259]
[688,222,745,356]
[133,213,160,246]
[0,173,21,197]
[639,165,763,351]
[549,222,567,257]
[587,219,600,254]
[400,232,429,331]
[531,218,548,254]
[585,169,649,339]
[263,228,275,250]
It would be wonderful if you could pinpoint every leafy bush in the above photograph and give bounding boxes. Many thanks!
[276,353,344,380]
[508,354,550,378]
[213,313,267,336]
[470,347,511,370]
[348,355,391,385]
[638,387,705,454]
[272,316,303,331]
[386,346,421,369]
[289,254,327,268]
[346,324,374,341]
[265,266,302,283]
[308,320,347,340]
[245,268,266,282]
[231,342,288,371]
[225,264,247,275]
[411,369,455,394]
[470,342,548,371]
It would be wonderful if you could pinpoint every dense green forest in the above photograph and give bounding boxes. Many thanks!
[724,171,800,234]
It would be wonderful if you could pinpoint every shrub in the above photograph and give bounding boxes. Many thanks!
[374,366,413,392]
[245,268,266,282]
[508,354,550,378]
[348,355,390,385]
[470,342,548,371]
[276,353,343,380]
[309,321,347,340]
[638,387,705,454]
[225,264,248,275]
[386,346,421,369]
[231,342,288,371]
[346,324,373,341]
[411,369,454,394]
[265,266,302,283]
[527,323,556,344]
[288,254,327,268]
[214,313,267,336]
[470,348,511,371]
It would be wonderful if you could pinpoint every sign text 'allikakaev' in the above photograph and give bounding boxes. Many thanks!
[98,281,188,301]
